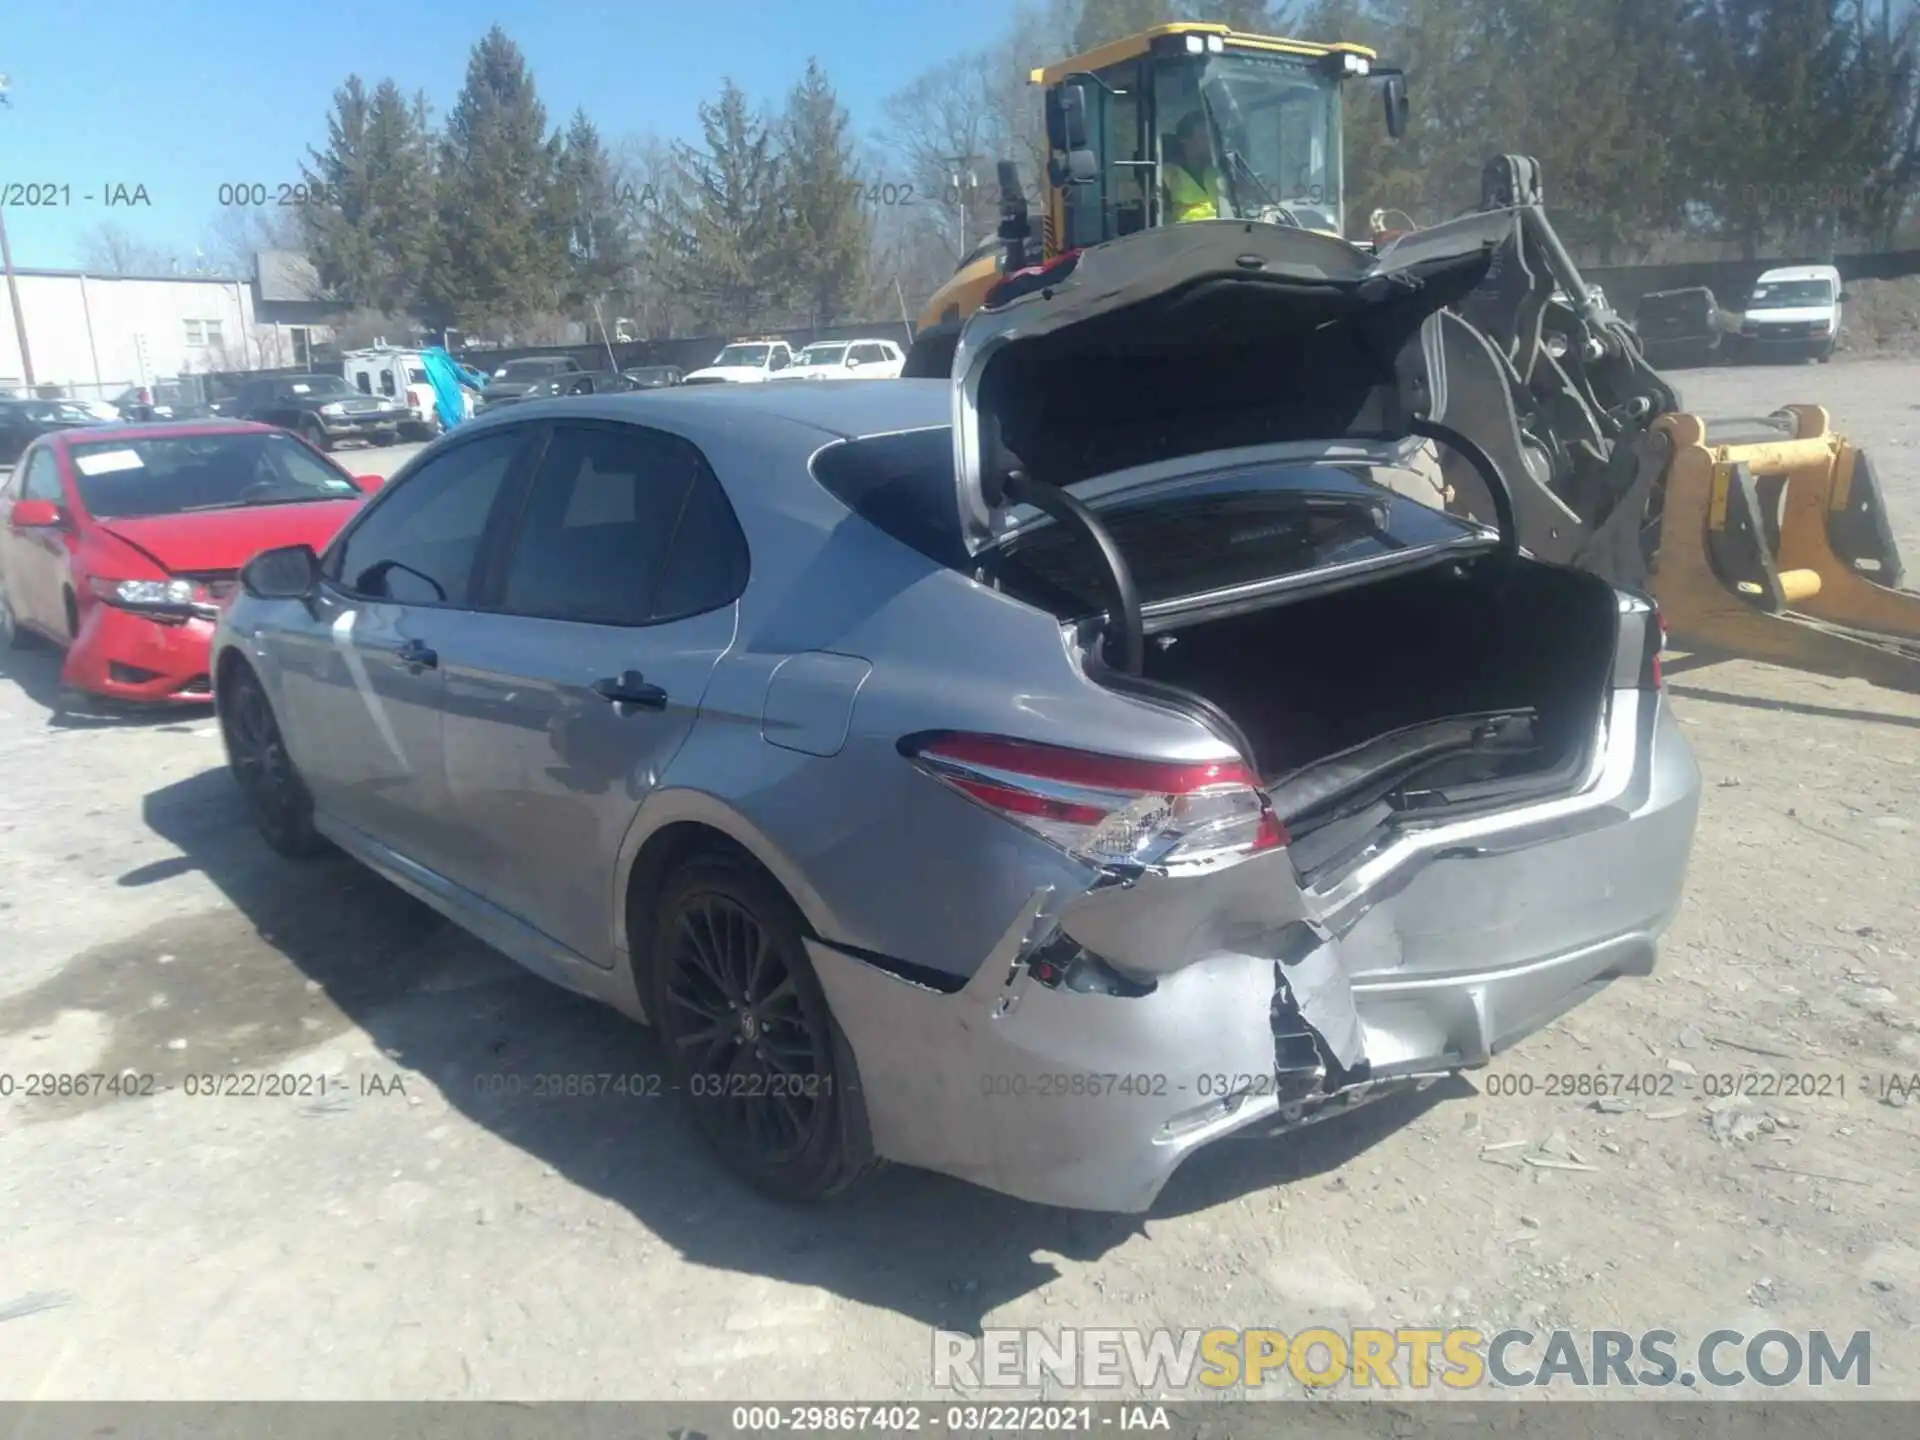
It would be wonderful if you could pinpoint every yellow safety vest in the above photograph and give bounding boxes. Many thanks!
[1166,164,1219,222]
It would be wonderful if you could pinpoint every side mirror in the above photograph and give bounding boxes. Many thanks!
[1058,81,1092,152]
[241,543,321,601]
[9,498,64,530]
[1065,148,1099,185]
[1383,74,1410,139]
[1838,289,1854,303]
[846,357,862,369]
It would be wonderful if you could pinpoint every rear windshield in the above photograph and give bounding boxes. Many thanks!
[812,425,1486,610]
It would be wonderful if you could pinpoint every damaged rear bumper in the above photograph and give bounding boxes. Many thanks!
[808,691,1700,1212]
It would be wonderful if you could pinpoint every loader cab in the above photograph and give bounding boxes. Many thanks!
[1038,23,1404,258]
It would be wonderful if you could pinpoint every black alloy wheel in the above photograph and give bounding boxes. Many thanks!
[220,665,328,857]
[649,858,874,1202]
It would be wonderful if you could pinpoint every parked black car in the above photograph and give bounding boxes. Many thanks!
[111,379,221,423]
[475,356,586,411]
[620,365,684,389]
[227,374,409,451]
[0,398,105,466]
[513,370,645,402]
[1633,287,1724,369]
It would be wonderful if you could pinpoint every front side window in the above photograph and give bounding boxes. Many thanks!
[1157,52,1342,232]
[497,424,745,625]
[23,449,65,503]
[329,430,522,605]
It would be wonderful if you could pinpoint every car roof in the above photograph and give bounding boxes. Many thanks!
[52,420,282,446]
[1755,264,1840,282]
[463,377,950,444]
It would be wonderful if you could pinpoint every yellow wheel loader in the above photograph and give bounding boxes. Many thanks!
[903,21,1920,693]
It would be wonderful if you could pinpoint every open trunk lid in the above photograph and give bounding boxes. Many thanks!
[947,214,1515,558]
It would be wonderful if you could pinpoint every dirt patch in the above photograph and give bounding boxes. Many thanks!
[1837,276,1920,358]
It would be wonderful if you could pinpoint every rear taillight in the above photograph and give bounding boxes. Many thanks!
[1642,605,1667,690]
[905,732,1288,869]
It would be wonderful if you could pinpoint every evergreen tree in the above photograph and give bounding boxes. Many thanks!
[554,110,640,310]
[643,79,787,331]
[299,78,438,312]
[778,60,870,325]
[425,27,567,331]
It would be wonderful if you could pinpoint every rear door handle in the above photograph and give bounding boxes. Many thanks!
[593,671,668,711]
[395,638,438,672]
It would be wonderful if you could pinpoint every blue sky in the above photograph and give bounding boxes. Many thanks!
[1,0,1022,269]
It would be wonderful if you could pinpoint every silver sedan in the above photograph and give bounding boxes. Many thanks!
[210,234,1700,1212]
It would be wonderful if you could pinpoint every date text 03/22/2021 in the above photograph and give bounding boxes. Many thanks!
[0,1071,407,1100]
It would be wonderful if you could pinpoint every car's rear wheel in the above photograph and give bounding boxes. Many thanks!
[648,856,873,1203]
[0,581,28,649]
[300,418,331,452]
[219,663,328,858]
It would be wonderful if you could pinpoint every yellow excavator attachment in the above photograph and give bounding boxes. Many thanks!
[1650,407,1920,692]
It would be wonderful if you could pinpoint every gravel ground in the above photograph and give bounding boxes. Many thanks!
[2,370,1918,1403]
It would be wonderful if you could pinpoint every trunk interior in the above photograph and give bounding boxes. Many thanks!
[1132,554,1620,844]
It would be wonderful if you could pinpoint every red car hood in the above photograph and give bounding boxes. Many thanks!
[96,499,363,573]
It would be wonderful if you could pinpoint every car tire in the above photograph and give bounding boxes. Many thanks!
[300,418,332,453]
[646,855,878,1204]
[0,581,29,650]
[218,662,330,859]
[901,320,962,380]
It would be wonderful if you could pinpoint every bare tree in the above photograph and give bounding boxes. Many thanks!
[76,222,176,276]
[199,206,304,281]
[611,131,692,336]
[877,0,1076,280]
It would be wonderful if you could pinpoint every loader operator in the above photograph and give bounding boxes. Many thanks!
[1164,110,1222,223]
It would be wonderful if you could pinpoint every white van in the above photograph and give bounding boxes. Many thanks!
[1734,264,1848,362]
[343,347,465,437]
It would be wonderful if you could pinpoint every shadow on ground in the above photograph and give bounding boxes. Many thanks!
[2,760,1458,1334]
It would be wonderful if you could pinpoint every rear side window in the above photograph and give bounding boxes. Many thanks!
[497,423,747,626]
[329,430,522,605]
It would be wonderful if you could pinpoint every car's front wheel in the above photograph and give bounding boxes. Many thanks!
[647,856,875,1203]
[300,418,331,452]
[219,662,329,858]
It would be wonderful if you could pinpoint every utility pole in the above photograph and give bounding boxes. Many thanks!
[0,73,35,389]
[943,155,979,259]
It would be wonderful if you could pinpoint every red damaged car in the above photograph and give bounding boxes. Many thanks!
[0,422,381,706]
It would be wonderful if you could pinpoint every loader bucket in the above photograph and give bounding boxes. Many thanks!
[1649,410,1920,693]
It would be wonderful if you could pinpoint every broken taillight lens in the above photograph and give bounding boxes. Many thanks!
[905,732,1288,868]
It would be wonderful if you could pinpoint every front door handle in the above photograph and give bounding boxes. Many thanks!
[593,671,668,711]
[395,638,438,672]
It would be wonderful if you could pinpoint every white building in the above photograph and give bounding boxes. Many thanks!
[0,251,336,400]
